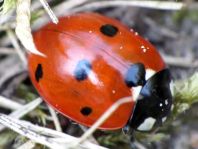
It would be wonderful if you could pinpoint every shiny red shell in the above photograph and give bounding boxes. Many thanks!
[28,12,165,130]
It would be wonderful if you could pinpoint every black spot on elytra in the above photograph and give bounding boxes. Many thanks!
[124,63,146,88]
[100,24,118,37]
[35,64,43,82]
[80,107,92,116]
[74,59,92,81]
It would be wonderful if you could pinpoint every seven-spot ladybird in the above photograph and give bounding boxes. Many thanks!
[28,12,172,133]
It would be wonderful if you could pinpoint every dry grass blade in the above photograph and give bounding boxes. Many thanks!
[33,0,184,30]
[0,98,42,131]
[0,96,22,110]
[79,125,99,145]
[71,0,184,13]
[48,105,62,132]
[0,114,62,149]
[0,114,108,149]
[15,0,45,57]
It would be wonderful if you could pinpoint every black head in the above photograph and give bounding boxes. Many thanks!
[123,69,172,134]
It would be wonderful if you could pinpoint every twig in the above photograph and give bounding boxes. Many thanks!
[15,0,45,56]
[0,96,22,110]
[70,0,184,13]
[7,29,27,65]
[73,97,132,147]
[39,0,58,24]
[48,105,62,132]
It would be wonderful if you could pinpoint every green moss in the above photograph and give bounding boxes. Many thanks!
[97,131,130,148]
[174,73,198,105]
[173,9,198,24]
[31,10,45,24]
[15,84,38,101]
[0,130,18,148]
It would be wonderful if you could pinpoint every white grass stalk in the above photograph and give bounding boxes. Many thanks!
[39,0,58,24]
[0,98,42,131]
[0,96,22,110]
[9,98,42,118]
[79,125,99,144]
[48,105,62,132]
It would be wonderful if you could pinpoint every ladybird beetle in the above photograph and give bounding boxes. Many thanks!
[28,12,172,133]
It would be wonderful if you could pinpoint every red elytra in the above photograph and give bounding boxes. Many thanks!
[28,12,165,130]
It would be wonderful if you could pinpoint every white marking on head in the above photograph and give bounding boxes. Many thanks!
[131,86,142,102]
[170,80,174,95]
[135,32,139,36]
[165,99,168,105]
[145,69,156,80]
[137,117,156,131]
[162,117,167,122]
[112,90,116,94]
